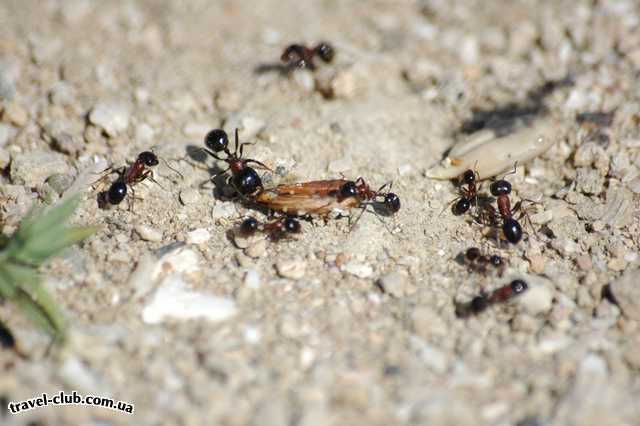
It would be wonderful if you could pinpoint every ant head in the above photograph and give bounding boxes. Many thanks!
[462,169,476,185]
[490,180,511,196]
[232,167,262,195]
[138,151,159,167]
[284,217,301,233]
[239,217,259,236]
[383,192,401,213]
[453,197,471,215]
[510,279,528,294]
[340,181,358,199]
[314,42,335,63]
[489,255,503,267]
[470,296,489,314]
[205,129,229,153]
[465,247,481,261]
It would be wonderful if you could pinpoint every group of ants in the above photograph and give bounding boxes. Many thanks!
[91,42,537,319]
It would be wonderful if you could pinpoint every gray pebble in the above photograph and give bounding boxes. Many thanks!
[0,58,19,100]
[51,131,84,156]
[518,280,554,315]
[10,150,69,187]
[0,123,16,147]
[46,173,75,195]
[48,81,76,106]
[179,188,200,205]
[575,167,604,195]
[135,225,164,242]
[89,101,131,137]
[377,271,411,297]
[601,186,633,229]
[609,268,640,321]
[276,259,307,279]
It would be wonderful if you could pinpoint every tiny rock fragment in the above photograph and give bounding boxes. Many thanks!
[341,261,373,278]
[136,225,163,242]
[186,228,210,245]
[530,210,553,225]
[179,188,200,205]
[575,168,604,194]
[142,276,237,324]
[244,269,261,289]
[527,254,546,274]
[10,150,69,187]
[2,102,28,127]
[519,284,553,315]
[245,239,267,258]
[377,271,411,297]
[276,259,307,279]
[89,101,131,137]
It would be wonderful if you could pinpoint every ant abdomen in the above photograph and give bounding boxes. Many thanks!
[107,182,127,205]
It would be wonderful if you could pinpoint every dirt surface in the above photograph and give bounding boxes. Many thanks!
[1,1,640,425]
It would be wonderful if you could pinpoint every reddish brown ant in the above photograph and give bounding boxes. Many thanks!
[202,128,272,196]
[481,165,539,245]
[235,215,301,242]
[461,247,506,276]
[281,42,335,71]
[93,151,182,208]
[456,279,528,317]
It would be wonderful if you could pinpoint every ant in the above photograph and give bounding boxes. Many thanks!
[456,279,528,317]
[202,128,272,196]
[236,215,301,241]
[461,247,506,276]
[93,151,181,208]
[482,165,538,245]
[451,169,479,216]
[281,42,335,71]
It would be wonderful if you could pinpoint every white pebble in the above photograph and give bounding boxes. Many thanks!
[244,269,261,289]
[519,284,553,315]
[135,123,154,142]
[398,164,413,176]
[135,224,163,242]
[245,239,267,258]
[341,261,373,278]
[89,101,131,137]
[152,248,200,279]
[186,228,210,244]
[142,275,237,324]
[378,271,410,297]
[211,201,236,219]
[243,326,262,344]
[276,259,307,279]
[179,188,200,205]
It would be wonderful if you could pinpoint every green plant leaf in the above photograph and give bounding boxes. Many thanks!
[0,193,96,345]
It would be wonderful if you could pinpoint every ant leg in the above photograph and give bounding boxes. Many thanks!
[244,159,273,173]
[159,157,184,180]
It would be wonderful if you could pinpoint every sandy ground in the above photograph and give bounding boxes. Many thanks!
[1,0,640,425]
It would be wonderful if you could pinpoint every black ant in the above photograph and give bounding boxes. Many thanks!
[281,42,335,71]
[456,279,528,317]
[203,128,271,196]
[236,215,301,241]
[93,151,181,208]
[462,247,506,276]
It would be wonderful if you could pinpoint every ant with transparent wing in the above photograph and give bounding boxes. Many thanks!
[92,151,183,209]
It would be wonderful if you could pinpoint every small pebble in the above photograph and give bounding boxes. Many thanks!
[530,210,553,225]
[552,239,579,257]
[575,168,604,194]
[607,258,627,272]
[341,261,373,278]
[0,123,15,146]
[519,284,553,315]
[377,271,410,297]
[46,173,75,195]
[575,254,593,271]
[51,131,84,156]
[2,102,28,127]
[179,188,200,205]
[245,239,267,258]
[244,269,261,289]
[211,201,236,220]
[136,224,163,242]
[48,81,76,106]
[528,254,546,274]
[276,259,307,279]
[89,101,131,137]
[292,70,315,92]
[142,276,237,324]
[10,150,69,187]
[135,123,154,142]
[186,228,210,245]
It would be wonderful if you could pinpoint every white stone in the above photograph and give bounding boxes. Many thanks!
[276,259,307,279]
[244,269,261,289]
[186,228,210,244]
[341,261,373,278]
[89,101,131,137]
[244,326,262,344]
[519,284,553,315]
[135,224,163,242]
[152,248,200,279]
[142,275,237,324]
